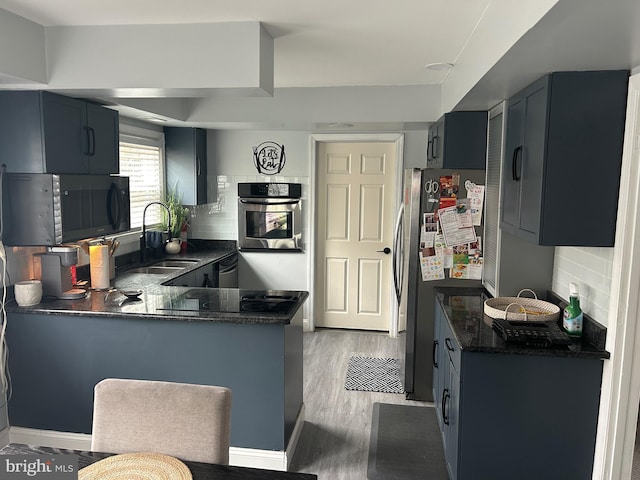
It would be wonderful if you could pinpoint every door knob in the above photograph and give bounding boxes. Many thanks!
[377,247,391,254]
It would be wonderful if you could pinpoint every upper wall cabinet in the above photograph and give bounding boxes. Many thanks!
[501,70,629,246]
[165,127,207,205]
[0,91,119,174]
[427,111,488,170]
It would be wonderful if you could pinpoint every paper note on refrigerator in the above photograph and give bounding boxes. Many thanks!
[420,251,445,281]
[466,183,485,226]
[438,206,477,247]
[434,234,453,269]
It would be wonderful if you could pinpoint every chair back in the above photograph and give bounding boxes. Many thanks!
[91,378,232,464]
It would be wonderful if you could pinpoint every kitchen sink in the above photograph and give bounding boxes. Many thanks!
[127,266,186,275]
[152,259,199,267]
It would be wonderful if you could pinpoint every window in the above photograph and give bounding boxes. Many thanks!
[119,124,165,229]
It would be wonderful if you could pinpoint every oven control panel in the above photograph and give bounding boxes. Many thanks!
[238,183,302,198]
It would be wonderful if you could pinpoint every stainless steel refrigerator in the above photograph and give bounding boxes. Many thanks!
[396,167,486,401]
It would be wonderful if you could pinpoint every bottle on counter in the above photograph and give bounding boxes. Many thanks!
[562,283,584,337]
[180,224,188,254]
[202,273,213,288]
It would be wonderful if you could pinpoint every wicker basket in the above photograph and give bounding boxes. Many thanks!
[484,289,561,322]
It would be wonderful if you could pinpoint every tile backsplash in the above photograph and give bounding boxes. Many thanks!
[552,246,613,326]
[187,175,309,241]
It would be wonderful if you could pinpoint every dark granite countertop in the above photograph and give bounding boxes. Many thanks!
[8,241,308,325]
[435,286,610,360]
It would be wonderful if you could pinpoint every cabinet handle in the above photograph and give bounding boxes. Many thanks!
[106,183,121,228]
[512,145,523,181]
[427,139,432,160]
[445,337,455,352]
[88,127,96,156]
[442,388,450,426]
[83,126,91,156]
[432,340,439,368]
[432,135,439,159]
[196,157,201,176]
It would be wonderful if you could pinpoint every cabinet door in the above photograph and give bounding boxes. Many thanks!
[441,112,488,170]
[166,127,208,205]
[429,120,444,168]
[41,92,88,173]
[166,270,197,287]
[86,103,119,174]
[501,96,524,232]
[195,128,208,204]
[193,264,215,288]
[426,123,435,163]
[446,362,460,480]
[518,79,548,241]
[433,303,445,428]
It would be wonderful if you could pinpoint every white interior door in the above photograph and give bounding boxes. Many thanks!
[315,142,397,331]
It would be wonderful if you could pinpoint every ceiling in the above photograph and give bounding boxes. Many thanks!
[1,0,640,131]
[0,0,492,89]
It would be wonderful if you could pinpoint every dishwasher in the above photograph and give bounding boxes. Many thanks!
[218,253,238,288]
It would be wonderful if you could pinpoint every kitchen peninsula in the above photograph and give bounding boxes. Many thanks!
[5,244,307,470]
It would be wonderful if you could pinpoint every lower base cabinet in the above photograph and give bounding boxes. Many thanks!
[433,301,603,480]
[164,262,219,287]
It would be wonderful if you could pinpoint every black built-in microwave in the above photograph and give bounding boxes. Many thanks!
[2,173,130,246]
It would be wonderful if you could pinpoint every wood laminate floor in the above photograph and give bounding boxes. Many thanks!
[290,329,431,480]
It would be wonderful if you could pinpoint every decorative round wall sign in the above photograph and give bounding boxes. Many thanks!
[252,141,286,175]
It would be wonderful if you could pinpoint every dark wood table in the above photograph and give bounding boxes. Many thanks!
[0,443,317,480]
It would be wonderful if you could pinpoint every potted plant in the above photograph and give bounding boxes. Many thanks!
[162,184,190,252]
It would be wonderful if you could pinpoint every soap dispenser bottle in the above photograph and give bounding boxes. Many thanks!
[562,283,583,337]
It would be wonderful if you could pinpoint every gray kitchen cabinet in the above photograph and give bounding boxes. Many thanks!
[432,301,444,420]
[501,70,628,246]
[483,103,555,298]
[427,111,487,169]
[434,302,460,480]
[433,300,603,480]
[0,91,119,174]
[165,127,207,205]
[164,262,218,287]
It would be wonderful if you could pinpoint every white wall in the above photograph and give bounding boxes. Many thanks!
[189,130,311,294]
[402,130,430,169]
[0,9,46,84]
[188,128,428,294]
[44,22,272,95]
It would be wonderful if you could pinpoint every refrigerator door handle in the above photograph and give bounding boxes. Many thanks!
[392,203,404,303]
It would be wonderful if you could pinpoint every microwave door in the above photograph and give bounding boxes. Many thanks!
[60,176,92,242]
[91,177,130,236]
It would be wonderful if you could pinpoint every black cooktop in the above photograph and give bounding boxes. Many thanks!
[158,289,301,315]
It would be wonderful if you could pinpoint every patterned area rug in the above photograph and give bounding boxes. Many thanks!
[344,356,404,394]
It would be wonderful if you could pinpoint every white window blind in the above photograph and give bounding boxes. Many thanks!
[119,140,164,229]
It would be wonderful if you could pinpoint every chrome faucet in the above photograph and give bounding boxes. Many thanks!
[139,201,172,263]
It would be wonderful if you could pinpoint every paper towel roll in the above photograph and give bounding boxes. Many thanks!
[90,245,111,290]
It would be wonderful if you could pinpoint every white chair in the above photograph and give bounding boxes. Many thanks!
[91,378,232,464]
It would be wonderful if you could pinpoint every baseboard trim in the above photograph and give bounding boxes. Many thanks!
[10,427,92,450]
[285,404,305,467]
[0,427,10,448]
[8,410,306,472]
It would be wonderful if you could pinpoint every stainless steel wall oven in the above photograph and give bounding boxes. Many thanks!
[238,183,303,251]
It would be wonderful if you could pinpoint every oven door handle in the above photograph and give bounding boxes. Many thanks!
[239,199,300,206]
